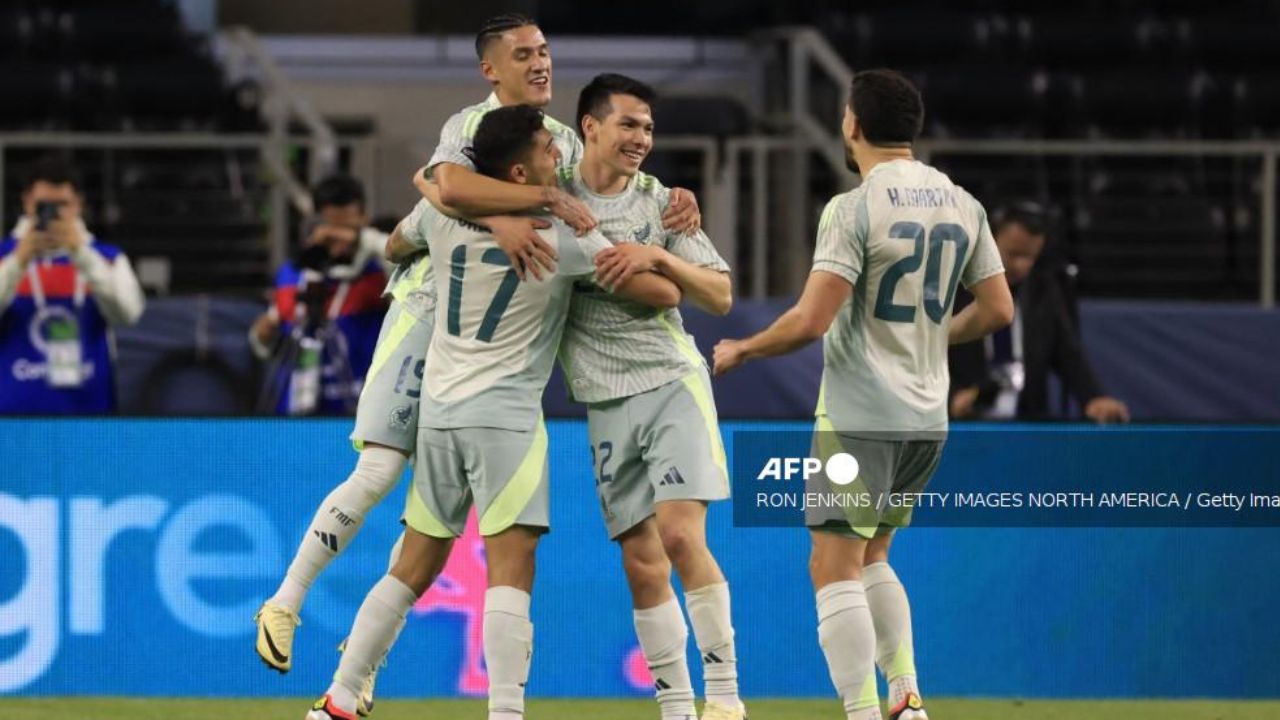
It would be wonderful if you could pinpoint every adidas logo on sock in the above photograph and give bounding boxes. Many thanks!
[655,678,671,691]
[313,530,338,552]
[703,652,723,664]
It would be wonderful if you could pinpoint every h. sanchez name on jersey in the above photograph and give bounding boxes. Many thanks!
[557,166,730,403]
[813,158,1003,436]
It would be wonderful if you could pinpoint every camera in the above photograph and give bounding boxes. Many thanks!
[35,200,64,231]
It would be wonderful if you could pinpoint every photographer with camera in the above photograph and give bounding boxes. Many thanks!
[0,156,145,414]
[252,174,390,416]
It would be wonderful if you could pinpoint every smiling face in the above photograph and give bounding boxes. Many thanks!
[583,92,654,178]
[481,24,552,107]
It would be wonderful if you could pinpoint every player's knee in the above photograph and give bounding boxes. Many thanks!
[623,549,671,594]
[658,524,700,565]
[349,447,407,504]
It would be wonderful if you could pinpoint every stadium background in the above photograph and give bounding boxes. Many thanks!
[2,0,1280,716]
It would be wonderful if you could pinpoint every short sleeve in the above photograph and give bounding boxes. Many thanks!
[400,200,442,249]
[668,230,730,272]
[810,189,868,286]
[961,205,1005,288]
[427,110,480,174]
[556,224,612,278]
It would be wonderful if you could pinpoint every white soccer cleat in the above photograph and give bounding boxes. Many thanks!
[255,602,301,673]
[702,700,748,720]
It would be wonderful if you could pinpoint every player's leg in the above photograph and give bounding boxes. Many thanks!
[308,427,467,720]
[618,518,697,720]
[811,529,881,720]
[592,403,698,720]
[466,421,552,720]
[864,439,943,720]
[313,528,455,720]
[258,302,427,672]
[806,427,900,720]
[640,371,743,716]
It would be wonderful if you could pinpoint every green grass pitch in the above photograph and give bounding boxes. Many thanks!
[6,698,1279,719]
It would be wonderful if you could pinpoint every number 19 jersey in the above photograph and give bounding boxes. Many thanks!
[413,203,611,432]
[812,158,1004,435]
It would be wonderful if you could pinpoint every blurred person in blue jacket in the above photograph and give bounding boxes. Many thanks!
[251,174,390,416]
[0,156,145,414]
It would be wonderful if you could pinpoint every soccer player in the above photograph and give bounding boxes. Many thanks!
[556,73,744,720]
[254,196,430,678]
[713,70,1014,720]
[253,11,612,685]
[306,104,682,720]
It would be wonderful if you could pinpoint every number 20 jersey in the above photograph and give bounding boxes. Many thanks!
[413,202,610,432]
[812,158,1004,436]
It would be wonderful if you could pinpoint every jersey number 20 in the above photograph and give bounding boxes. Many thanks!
[447,245,519,342]
[873,221,970,325]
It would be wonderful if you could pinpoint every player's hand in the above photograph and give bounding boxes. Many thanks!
[950,385,981,418]
[662,187,701,235]
[543,187,597,235]
[46,216,87,253]
[1085,396,1130,425]
[712,338,748,376]
[594,244,663,290]
[485,215,556,281]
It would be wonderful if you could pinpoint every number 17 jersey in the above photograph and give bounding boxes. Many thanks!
[812,158,1003,436]
[413,203,611,432]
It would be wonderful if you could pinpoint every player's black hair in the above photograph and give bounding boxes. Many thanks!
[575,73,657,139]
[993,200,1050,236]
[311,174,366,212]
[847,69,924,146]
[464,104,547,180]
[23,155,81,191]
[475,13,538,59]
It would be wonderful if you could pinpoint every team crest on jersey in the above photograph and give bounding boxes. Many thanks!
[389,404,413,430]
[630,222,652,244]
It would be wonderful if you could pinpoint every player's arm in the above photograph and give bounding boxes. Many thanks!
[594,244,731,316]
[384,222,419,264]
[414,166,560,281]
[948,273,1014,345]
[713,271,850,375]
[611,270,682,309]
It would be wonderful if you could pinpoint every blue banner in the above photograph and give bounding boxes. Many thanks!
[1,420,1278,699]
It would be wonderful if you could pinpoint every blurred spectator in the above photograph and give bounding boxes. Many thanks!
[949,201,1130,424]
[0,157,145,414]
[251,174,389,416]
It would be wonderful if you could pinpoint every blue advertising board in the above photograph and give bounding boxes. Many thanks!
[1,419,1277,698]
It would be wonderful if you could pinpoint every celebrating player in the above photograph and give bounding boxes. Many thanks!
[306,104,681,720]
[556,73,744,720]
[713,70,1013,720]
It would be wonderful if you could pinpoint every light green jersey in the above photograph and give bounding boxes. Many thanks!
[386,200,438,322]
[427,92,582,175]
[557,165,730,403]
[813,158,1004,435]
[414,202,612,431]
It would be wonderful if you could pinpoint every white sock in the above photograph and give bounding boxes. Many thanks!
[634,598,696,719]
[485,586,534,717]
[816,581,881,720]
[272,447,405,611]
[685,582,740,709]
[863,562,920,708]
[332,575,417,705]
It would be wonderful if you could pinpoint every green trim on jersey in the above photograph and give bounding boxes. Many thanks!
[478,418,549,536]
[405,483,455,539]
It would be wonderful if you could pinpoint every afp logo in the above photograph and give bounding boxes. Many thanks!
[756,453,861,486]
